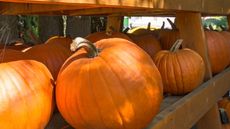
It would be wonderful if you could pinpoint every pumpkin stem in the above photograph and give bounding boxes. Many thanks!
[106,26,115,36]
[70,37,99,58]
[170,39,183,52]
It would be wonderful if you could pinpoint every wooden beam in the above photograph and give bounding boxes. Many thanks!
[176,12,212,80]
[146,67,230,129]
[0,2,95,15]
[196,104,222,129]
[1,0,230,15]
[106,15,122,32]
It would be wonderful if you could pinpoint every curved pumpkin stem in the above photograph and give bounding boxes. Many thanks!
[106,26,115,36]
[167,18,177,30]
[170,39,183,52]
[160,21,165,29]
[147,22,151,30]
[71,37,99,58]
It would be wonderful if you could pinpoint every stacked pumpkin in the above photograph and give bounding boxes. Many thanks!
[56,36,163,129]
[205,31,230,75]
[0,36,73,129]
[0,49,54,129]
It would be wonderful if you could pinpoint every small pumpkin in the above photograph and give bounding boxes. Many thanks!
[154,40,205,95]
[130,34,161,59]
[57,37,163,129]
[218,97,230,129]
[25,43,72,80]
[205,31,230,74]
[85,31,132,43]
[0,60,54,129]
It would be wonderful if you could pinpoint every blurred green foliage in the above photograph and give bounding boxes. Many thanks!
[202,16,228,31]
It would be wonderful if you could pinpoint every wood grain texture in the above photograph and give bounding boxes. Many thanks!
[146,67,230,129]
[1,0,230,15]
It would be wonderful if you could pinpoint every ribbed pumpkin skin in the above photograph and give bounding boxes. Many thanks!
[218,97,230,129]
[45,36,72,49]
[205,31,230,74]
[0,60,54,129]
[221,31,230,65]
[85,31,132,43]
[130,34,161,59]
[25,43,72,80]
[56,38,163,129]
[155,30,180,50]
[154,49,205,95]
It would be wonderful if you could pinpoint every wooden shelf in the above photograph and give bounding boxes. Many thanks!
[1,0,230,15]
[147,67,230,129]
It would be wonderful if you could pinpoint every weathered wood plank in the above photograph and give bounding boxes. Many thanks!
[146,67,230,129]
[1,0,230,15]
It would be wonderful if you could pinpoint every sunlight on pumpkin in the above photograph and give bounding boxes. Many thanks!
[119,101,134,123]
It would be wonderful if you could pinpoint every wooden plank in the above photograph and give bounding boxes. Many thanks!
[106,15,122,32]
[1,0,230,15]
[146,67,230,129]
[0,2,95,15]
[176,12,212,80]
[196,104,222,129]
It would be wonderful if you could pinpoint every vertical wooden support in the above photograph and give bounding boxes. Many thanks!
[106,15,122,32]
[176,12,221,129]
[227,15,230,31]
[176,12,212,80]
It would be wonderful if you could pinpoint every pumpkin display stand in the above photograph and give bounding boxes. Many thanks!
[1,1,230,129]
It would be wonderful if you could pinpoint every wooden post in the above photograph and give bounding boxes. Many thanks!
[227,15,230,31]
[106,15,123,32]
[176,12,212,80]
[176,12,221,129]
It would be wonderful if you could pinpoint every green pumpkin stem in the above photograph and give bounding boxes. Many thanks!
[170,39,183,52]
[71,37,99,58]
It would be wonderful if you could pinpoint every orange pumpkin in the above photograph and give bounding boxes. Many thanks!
[57,37,163,129]
[154,40,205,95]
[221,31,230,65]
[218,97,230,129]
[25,43,72,80]
[0,60,54,129]
[0,49,30,62]
[45,36,73,49]
[130,34,161,59]
[205,31,230,74]
[85,31,132,42]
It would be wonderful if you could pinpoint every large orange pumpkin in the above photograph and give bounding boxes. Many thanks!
[25,43,72,80]
[57,37,163,129]
[154,40,205,95]
[205,31,230,74]
[218,97,230,129]
[85,31,132,43]
[130,34,161,59]
[0,60,54,129]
